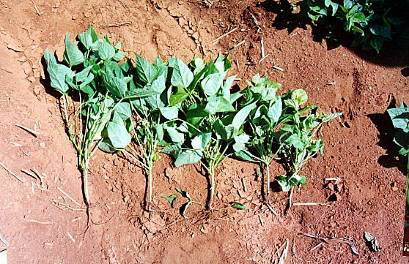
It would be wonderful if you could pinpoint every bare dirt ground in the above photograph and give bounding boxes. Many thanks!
[0,0,408,263]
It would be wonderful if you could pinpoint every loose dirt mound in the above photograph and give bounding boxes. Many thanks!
[0,0,408,263]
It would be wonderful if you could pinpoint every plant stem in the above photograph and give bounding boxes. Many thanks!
[80,161,90,207]
[263,160,271,201]
[145,159,154,211]
[406,156,409,212]
[207,164,216,210]
[78,152,91,227]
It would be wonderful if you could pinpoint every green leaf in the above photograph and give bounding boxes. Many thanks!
[276,176,291,192]
[171,59,193,88]
[291,89,308,106]
[78,26,98,50]
[131,88,159,98]
[44,50,73,94]
[370,37,384,53]
[232,102,257,131]
[230,202,246,210]
[115,102,132,120]
[233,134,250,152]
[103,74,127,98]
[79,74,95,91]
[162,194,177,207]
[99,139,117,153]
[214,120,234,140]
[174,150,202,167]
[235,150,256,162]
[191,57,205,75]
[63,33,84,67]
[113,51,125,61]
[150,71,167,93]
[165,126,185,143]
[388,106,409,130]
[201,72,225,96]
[76,65,93,83]
[267,98,282,123]
[321,112,342,122]
[191,133,212,150]
[169,87,189,106]
[223,75,235,101]
[343,0,353,9]
[98,39,116,60]
[136,55,157,84]
[159,106,179,120]
[214,54,231,72]
[205,96,235,114]
[288,174,306,186]
[107,112,131,149]
[230,92,242,103]
[370,25,391,39]
[285,134,304,149]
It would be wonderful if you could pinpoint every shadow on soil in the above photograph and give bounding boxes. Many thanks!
[368,98,407,175]
[258,0,409,69]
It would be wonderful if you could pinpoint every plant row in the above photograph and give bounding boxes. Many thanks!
[44,26,340,215]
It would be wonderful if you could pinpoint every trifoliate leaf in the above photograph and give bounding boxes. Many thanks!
[291,89,308,106]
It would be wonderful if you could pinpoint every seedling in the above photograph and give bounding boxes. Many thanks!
[234,74,282,203]
[164,55,251,210]
[276,89,341,192]
[127,55,175,211]
[44,26,155,227]
[235,77,340,207]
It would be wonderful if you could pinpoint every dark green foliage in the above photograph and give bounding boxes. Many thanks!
[304,0,409,52]
[387,104,409,210]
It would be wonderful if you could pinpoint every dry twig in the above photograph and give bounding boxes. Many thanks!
[0,162,24,183]
[230,40,245,50]
[213,27,238,45]
[293,202,330,207]
[57,187,82,207]
[272,65,284,72]
[31,0,41,16]
[25,219,52,225]
[15,124,39,137]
